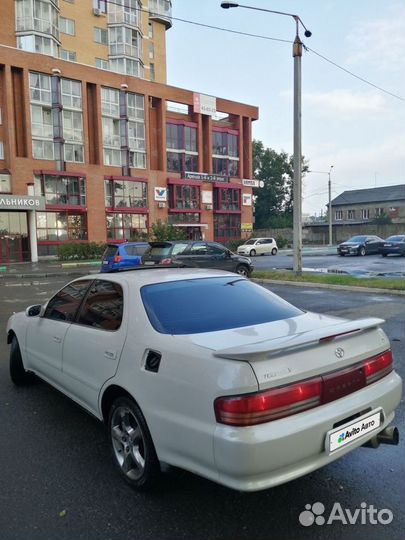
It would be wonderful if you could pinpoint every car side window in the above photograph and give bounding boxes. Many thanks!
[124,246,135,256]
[207,243,226,255]
[43,280,92,323]
[190,242,208,255]
[77,280,123,331]
[264,239,273,244]
[171,243,190,256]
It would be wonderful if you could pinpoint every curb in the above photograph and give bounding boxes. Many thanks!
[0,270,99,280]
[252,278,405,296]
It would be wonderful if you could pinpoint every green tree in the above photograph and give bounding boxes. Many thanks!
[253,140,309,229]
[151,220,187,241]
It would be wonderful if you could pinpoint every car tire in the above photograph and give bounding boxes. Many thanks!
[9,336,34,386]
[271,248,277,256]
[382,253,387,257]
[359,246,366,256]
[339,253,345,257]
[249,249,256,257]
[109,397,160,491]
[236,265,250,277]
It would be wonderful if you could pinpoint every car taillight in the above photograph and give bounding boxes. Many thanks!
[215,350,393,427]
[114,255,122,263]
[215,378,322,426]
[160,258,172,265]
[363,350,393,385]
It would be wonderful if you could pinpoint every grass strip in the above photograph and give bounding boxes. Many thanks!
[252,270,405,291]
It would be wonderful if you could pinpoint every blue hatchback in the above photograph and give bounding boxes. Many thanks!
[100,242,150,273]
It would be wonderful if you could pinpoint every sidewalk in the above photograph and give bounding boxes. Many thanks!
[0,259,101,279]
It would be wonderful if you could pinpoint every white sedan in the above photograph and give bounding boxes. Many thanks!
[7,268,401,492]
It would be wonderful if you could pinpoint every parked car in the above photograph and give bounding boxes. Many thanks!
[337,235,385,256]
[141,240,254,277]
[100,242,150,273]
[381,235,405,257]
[237,237,278,257]
[7,268,401,491]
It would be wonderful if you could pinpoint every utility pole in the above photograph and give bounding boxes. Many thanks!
[293,30,302,273]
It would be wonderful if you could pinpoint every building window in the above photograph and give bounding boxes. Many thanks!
[108,26,142,58]
[109,57,144,78]
[335,210,343,221]
[16,0,59,39]
[94,27,108,44]
[148,22,153,38]
[105,179,147,208]
[148,42,154,59]
[149,62,155,81]
[362,209,370,220]
[375,207,384,217]
[166,123,198,173]
[36,211,88,241]
[169,185,200,210]
[214,188,240,211]
[102,87,146,168]
[214,214,241,241]
[59,16,75,35]
[61,78,84,163]
[93,0,107,13]
[347,209,355,220]
[60,49,77,62]
[96,57,109,69]
[0,174,11,193]
[0,141,4,160]
[107,0,141,27]
[30,71,53,160]
[106,213,148,240]
[212,130,239,177]
[168,213,200,224]
[35,174,86,207]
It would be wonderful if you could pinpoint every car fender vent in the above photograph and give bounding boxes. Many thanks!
[145,350,162,373]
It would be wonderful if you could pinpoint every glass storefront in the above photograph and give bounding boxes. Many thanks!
[0,212,30,262]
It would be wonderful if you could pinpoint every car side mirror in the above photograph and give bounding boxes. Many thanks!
[25,304,43,317]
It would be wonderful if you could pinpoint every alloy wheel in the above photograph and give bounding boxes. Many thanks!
[111,405,146,481]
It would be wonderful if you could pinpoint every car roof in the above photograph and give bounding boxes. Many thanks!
[108,242,149,247]
[74,268,240,287]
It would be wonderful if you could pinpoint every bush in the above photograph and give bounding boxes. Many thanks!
[276,236,289,249]
[57,242,107,261]
[151,220,187,241]
[226,239,247,252]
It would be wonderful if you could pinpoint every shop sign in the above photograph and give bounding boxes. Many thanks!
[184,172,229,183]
[201,190,213,204]
[193,93,217,116]
[241,223,253,232]
[242,178,259,188]
[154,187,167,201]
[0,195,45,211]
[242,193,252,206]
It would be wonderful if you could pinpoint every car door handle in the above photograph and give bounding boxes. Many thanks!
[52,336,62,343]
[104,350,117,360]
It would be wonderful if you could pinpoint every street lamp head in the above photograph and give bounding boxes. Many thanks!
[304,29,312,38]
[220,2,239,8]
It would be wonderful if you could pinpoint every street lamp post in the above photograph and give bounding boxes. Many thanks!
[221,2,312,274]
[308,165,334,245]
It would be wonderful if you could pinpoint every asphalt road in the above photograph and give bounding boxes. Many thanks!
[252,253,405,276]
[0,277,404,540]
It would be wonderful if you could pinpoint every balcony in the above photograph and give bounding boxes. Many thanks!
[16,16,59,40]
[107,9,141,31]
[149,0,172,29]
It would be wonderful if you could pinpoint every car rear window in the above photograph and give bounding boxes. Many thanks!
[103,245,118,259]
[141,277,303,335]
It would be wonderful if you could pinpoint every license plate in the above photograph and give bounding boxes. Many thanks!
[102,261,109,265]
[144,261,156,266]
[341,249,348,252]
[326,408,383,453]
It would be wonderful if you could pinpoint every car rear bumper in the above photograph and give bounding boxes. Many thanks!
[213,371,402,491]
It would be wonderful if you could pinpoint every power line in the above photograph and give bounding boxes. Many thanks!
[103,0,404,102]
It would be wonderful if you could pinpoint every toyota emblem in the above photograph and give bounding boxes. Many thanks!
[335,347,345,359]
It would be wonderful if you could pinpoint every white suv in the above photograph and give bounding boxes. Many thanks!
[237,237,278,257]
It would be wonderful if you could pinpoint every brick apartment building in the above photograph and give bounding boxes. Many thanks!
[0,0,259,262]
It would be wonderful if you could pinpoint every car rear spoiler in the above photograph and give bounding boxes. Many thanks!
[213,317,384,361]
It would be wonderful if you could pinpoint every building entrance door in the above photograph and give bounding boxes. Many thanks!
[0,212,30,263]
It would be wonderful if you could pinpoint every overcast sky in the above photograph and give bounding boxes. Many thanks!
[166,0,405,215]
